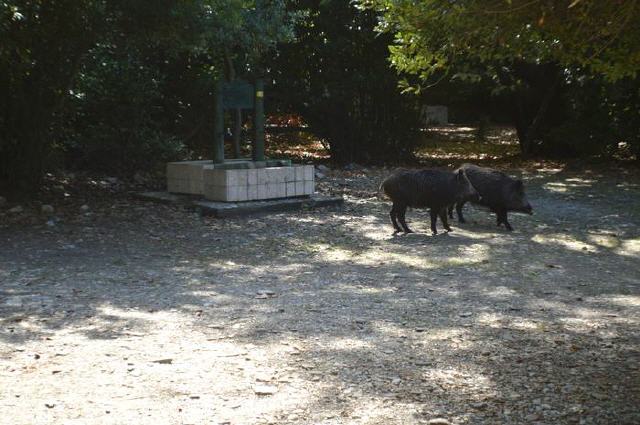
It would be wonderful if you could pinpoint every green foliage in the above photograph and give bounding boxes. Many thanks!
[361,0,640,83]
[62,46,187,173]
[271,0,421,163]
[358,0,640,158]
[0,0,295,193]
[542,75,640,158]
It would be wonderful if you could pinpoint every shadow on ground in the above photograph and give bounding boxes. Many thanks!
[0,167,639,424]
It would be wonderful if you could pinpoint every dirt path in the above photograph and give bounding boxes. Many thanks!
[1,167,639,425]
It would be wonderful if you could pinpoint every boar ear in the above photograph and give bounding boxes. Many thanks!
[457,169,465,181]
[515,180,524,190]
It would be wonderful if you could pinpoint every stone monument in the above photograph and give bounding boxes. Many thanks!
[166,79,315,202]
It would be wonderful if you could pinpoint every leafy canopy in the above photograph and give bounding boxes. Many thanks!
[359,0,640,83]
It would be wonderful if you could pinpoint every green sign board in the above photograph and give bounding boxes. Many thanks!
[222,80,254,109]
[213,79,265,163]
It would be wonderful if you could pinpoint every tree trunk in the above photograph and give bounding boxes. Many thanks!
[514,72,562,158]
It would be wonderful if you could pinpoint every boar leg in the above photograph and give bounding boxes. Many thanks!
[438,208,452,232]
[448,204,454,219]
[429,209,439,235]
[397,204,413,234]
[496,209,513,231]
[455,202,466,223]
[390,203,402,234]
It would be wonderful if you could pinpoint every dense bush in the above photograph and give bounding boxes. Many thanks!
[270,0,422,164]
[0,0,293,194]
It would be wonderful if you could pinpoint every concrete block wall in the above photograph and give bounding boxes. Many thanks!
[203,165,314,202]
[166,160,213,195]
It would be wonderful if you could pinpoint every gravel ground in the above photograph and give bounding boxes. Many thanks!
[1,166,639,425]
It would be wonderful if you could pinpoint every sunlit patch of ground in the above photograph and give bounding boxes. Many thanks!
[415,125,521,164]
[1,164,640,424]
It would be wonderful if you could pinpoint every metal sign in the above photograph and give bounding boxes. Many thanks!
[213,79,265,163]
[222,80,254,109]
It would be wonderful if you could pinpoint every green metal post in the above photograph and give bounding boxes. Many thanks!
[213,80,225,163]
[252,79,265,162]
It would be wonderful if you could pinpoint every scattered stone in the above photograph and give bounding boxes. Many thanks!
[134,173,146,184]
[256,290,276,299]
[80,204,90,212]
[8,205,23,214]
[316,164,330,173]
[459,312,473,317]
[41,204,55,215]
[151,358,173,364]
[315,170,327,180]
[253,385,278,396]
[343,163,361,171]
[4,296,23,307]
[427,419,451,425]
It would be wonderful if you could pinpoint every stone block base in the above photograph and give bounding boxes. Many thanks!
[166,160,314,202]
[203,165,314,202]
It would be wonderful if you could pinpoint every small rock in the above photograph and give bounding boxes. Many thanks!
[80,204,90,212]
[315,170,326,180]
[344,163,361,171]
[4,296,25,307]
[427,419,451,425]
[459,312,473,317]
[8,205,23,214]
[316,164,330,173]
[41,204,55,215]
[254,385,278,395]
[151,358,173,364]
[133,173,146,184]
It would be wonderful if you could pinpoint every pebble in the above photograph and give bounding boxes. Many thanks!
[254,385,278,395]
[80,204,90,212]
[427,419,451,425]
[8,205,23,214]
[41,204,55,215]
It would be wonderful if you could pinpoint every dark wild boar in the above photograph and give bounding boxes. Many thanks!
[448,163,533,231]
[381,168,480,235]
